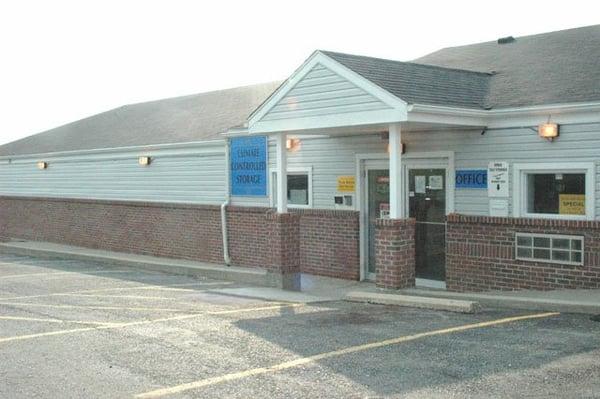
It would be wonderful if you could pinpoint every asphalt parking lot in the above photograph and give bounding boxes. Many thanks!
[1,253,599,399]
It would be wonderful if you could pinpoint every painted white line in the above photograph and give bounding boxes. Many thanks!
[0,303,303,344]
[0,270,134,280]
[0,302,198,313]
[55,294,186,301]
[0,315,120,326]
[0,281,233,301]
[135,312,561,398]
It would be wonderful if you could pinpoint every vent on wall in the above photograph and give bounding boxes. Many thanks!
[497,36,516,44]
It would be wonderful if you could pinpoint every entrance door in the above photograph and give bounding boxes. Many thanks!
[365,166,389,280]
[408,168,446,282]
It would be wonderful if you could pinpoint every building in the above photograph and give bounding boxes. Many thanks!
[1,25,600,292]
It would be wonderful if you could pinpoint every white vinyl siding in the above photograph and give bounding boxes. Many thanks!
[259,63,392,123]
[0,143,226,204]
[263,122,600,216]
[2,122,599,216]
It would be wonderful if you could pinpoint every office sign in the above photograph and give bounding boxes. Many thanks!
[456,169,487,189]
[488,161,509,197]
[230,136,267,196]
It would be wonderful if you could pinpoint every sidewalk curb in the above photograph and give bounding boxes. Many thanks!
[345,291,481,313]
[0,241,278,288]
[401,289,600,315]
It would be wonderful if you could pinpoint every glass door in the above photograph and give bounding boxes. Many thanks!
[408,168,446,281]
[366,168,389,279]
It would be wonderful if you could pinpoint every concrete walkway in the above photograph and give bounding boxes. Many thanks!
[1,240,598,314]
[0,240,274,287]
[396,287,600,314]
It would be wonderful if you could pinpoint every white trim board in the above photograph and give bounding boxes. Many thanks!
[512,162,596,221]
[268,166,313,209]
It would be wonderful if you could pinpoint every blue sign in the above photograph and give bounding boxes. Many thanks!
[230,136,268,196]
[456,169,487,189]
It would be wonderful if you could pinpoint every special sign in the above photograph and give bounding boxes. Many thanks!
[337,176,355,192]
[559,194,585,215]
[230,136,267,196]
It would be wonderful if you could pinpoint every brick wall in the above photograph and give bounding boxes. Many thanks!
[0,197,359,280]
[375,218,416,289]
[0,196,225,263]
[447,214,600,292]
[296,209,360,280]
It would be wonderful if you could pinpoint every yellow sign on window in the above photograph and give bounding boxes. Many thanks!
[337,176,355,192]
[559,194,586,215]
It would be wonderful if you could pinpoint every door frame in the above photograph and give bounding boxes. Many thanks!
[362,159,389,281]
[356,151,455,282]
[405,164,450,288]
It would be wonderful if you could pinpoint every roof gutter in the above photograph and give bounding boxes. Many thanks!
[408,101,600,128]
[0,138,226,161]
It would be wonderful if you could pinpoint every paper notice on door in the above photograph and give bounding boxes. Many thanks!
[379,202,390,219]
[429,175,443,190]
[415,176,426,193]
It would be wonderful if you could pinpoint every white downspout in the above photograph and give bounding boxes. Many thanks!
[221,139,231,266]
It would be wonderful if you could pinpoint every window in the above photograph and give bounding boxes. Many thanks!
[513,163,595,220]
[515,233,584,265]
[270,167,312,208]
[527,173,585,215]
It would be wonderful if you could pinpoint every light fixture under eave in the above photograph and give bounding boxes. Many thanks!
[538,122,559,141]
[36,161,48,170]
[286,138,301,152]
[386,142,406,154]
[138,156,151,166]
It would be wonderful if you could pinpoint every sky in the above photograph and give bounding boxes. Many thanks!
[0,0,597,145]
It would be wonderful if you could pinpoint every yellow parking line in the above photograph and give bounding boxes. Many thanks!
[0,270,133,280]
[0,281,233,301]
[135,312,561,398]
[0,303,304,344]
[0,315,119,326]
[0,302,196,313]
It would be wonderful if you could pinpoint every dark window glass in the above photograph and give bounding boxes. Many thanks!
[527,173,585,215]
[287,174,308,205]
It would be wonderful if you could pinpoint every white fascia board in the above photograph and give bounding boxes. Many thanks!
[408,101,600,129]
[249,108,407,134]
[406,104,487,126]
[486,101,600,128]
[247,51,407,129]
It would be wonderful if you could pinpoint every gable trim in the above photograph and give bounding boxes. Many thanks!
[247,51,407,130]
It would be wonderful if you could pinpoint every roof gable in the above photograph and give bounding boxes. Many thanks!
[248,51,407,133]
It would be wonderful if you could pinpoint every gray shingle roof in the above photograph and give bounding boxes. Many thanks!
[414,24,600,108]
[3,25,598,157]
[0,82,281,156]
[321,50,492,109]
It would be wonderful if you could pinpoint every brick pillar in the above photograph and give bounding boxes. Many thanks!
[265,212,301,291]
[375,218,416,289]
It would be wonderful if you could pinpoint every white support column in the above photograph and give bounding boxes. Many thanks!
[389,123,402,219]
[275,133,288,213]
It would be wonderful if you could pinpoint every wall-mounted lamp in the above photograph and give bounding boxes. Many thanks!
[138,156,151,166]
[538,123,559,141]
[36,161,48,170]
[286,138,301,152]
[538,116,559,141]
[386,142,406,154]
